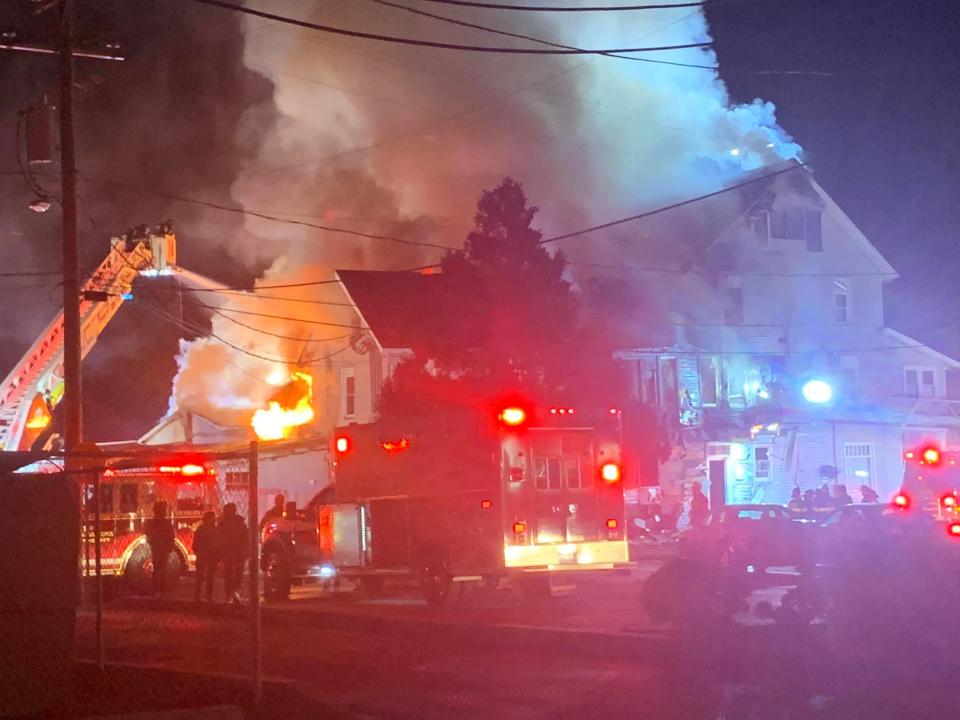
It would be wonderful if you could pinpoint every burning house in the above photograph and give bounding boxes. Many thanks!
[567,161,960,516]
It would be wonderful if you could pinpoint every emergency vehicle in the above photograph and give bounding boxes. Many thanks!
[260,403,632,604]
[897,445,960,529]
[80,461,220,593]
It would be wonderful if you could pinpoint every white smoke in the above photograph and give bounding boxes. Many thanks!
[167,1,802,425]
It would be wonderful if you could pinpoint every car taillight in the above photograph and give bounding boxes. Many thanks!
[948,521,960,538]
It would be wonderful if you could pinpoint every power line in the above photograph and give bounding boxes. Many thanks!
[0,270,62,277]
[369,0,720,70]
[413,0,713,10]
[182,300,368,331]
[185,0,713,54]
[539,162,807,247]
[76,174,458,252]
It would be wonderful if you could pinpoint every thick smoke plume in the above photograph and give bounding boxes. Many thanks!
[169,1,801,426]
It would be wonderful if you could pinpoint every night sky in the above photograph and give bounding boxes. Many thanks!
[1,0,959,441]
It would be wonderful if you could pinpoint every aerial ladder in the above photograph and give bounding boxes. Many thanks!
[0,226,177,451]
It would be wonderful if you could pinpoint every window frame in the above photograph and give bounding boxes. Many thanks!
[843,442,875,489]
[904,365,937,399]
[833,278,851,323]
[755,446,771,479]
[341,368,357,419]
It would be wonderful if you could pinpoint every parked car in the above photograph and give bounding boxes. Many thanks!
[679,504,810,574]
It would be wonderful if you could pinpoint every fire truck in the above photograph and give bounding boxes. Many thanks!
[260,403,631,604]
[897,445,960,525]
[80,460,221,594]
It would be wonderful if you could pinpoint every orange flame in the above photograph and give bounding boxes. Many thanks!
[252,371,315,441]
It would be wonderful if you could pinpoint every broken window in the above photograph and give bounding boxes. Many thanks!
[769,207,822,251]
[699,357,719,406]
[723,281,744,325]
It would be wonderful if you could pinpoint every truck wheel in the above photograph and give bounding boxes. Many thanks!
[263,549,291,601]
[420,560,451,607]
[124,545,182,595]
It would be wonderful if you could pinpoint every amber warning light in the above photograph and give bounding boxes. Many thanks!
[499,407,527,427]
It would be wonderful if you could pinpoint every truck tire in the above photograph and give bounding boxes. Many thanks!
[263,548,292,601]
[124,545,182,595]
[419,560,451,607]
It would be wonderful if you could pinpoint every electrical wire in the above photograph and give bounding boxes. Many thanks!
[368,0,720,70]
[138,296,355,366]
[185,0,714,54]
[76,174,457,253]
[0,270,61,277]
[413,0,716,9]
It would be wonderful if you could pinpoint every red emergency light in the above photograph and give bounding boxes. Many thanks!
[512,521,526,534]
[335,435,351,455]
[904,450,915,461]
[606,518,619,529]
[942,493,957,508]
[922,447,942,465]
[893,492,911,509]
[480,499,492,510]
[949,521,960,538]
[600,462,621,484]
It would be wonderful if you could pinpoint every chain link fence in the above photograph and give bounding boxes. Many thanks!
[73,443,262,698]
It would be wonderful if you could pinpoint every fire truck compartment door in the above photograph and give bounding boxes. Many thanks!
[320,503,363,568]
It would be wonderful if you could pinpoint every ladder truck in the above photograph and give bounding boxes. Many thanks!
[0,226,176,452]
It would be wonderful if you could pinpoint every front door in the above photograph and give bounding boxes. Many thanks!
[709,459,727,510]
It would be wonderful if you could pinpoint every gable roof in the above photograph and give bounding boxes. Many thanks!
[800,165,898,279]
[336,270,444,350]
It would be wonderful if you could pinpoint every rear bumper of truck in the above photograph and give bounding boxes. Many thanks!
[503,540,631,572]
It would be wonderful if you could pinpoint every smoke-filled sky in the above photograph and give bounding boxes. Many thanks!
[0,0,957,440]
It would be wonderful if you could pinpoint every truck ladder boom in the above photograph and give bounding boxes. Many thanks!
[0,231,176,451]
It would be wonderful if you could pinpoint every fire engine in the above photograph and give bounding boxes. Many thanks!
[897,445,960,524]
[260,403,632,604]
[80,460,221,593]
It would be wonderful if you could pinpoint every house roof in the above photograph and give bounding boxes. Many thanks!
[336,269,444,350]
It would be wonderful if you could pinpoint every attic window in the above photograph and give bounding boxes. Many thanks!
[769,208,822,251]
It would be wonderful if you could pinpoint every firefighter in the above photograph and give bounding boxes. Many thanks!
[860,485,879,503]
[193,511,218,602]
[787,487,805,513]
[689,482,709,528]
[144,501,175,595]
[219,503,248,603]
[260,494,285,528]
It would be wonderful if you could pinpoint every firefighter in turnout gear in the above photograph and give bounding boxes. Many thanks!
[144,501,175,594]
[219,503,248,603]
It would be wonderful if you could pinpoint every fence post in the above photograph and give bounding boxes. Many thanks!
[248,441,261,706]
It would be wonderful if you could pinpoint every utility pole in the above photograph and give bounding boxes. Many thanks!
[59,0,82,455]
